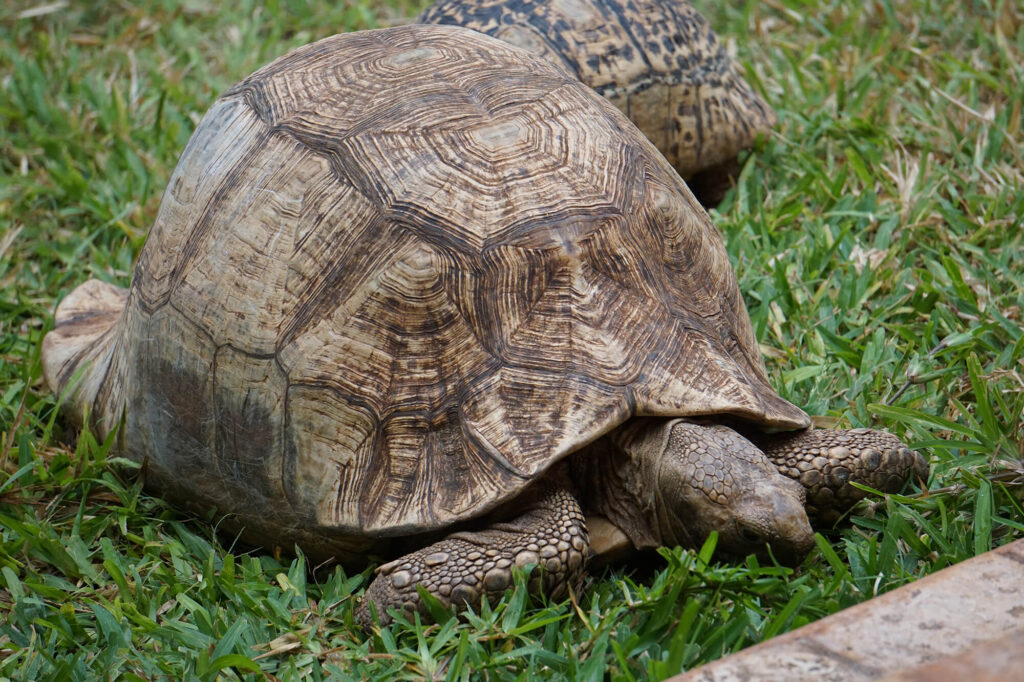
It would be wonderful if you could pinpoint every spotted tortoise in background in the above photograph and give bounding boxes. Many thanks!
[419,0,776,205]
[42,25,927,627]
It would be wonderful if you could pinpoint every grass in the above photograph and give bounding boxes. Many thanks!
[1,0,1022,679]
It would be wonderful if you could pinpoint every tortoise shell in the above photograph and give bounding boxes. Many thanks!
[47,25,807,562]
[418,0,777,180]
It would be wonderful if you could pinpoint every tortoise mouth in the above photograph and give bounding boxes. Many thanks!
[716,517,814,567]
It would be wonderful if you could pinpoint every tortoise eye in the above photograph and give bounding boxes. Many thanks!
[740,527,764,544]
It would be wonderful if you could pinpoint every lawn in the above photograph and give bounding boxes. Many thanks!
[1,0,1022,679]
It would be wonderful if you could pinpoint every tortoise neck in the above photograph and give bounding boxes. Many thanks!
[570,418,676,551]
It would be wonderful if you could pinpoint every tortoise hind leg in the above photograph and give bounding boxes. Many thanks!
[356,484,588,629]
[41,279,128,427]
[752,428,929,525]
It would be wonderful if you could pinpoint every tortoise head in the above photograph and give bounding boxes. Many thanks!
[652,420,814,565]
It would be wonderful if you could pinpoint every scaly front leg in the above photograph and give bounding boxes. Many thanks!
[754,428,929,524]
[356,484,588,628]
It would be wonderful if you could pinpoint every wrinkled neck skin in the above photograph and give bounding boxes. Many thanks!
[572,418,688,552]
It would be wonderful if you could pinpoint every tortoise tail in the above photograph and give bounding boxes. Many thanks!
[42,279,128,427]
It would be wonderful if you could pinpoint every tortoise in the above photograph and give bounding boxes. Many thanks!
[418,0,776,206]
[41,25,927,627]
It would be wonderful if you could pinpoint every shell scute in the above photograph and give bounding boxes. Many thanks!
[419,0,778,176]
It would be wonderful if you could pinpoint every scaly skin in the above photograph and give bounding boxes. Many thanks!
[752,428,929,524]
[357,484,588,628]
[356,422,928,627]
